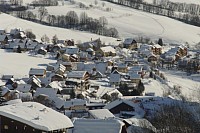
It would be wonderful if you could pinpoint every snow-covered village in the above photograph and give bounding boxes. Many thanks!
[0,0,200,133]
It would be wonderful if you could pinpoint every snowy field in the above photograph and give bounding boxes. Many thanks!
[27,0,200,46]
[144,0,200,4]
[0,13,119,45]
[0,49,56,78]
[163,70,200,101]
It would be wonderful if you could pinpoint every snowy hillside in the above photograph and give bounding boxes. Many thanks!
[0,13,119,45]
[28,0,200,46]
[144,0,200,4]
[0,49,56,78]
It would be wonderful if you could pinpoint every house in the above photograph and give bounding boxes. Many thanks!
[88,109,115,119]
[0,29,6,35]
[51,74,65,82]
[152,44,162,55]
[66,71,90,81]
[0,102,73,133]
[79,51,89,61]
[27,75,42,89]
[34,87,59,98]
[86,48,94,56]
[104,99,145,118]
[109,69,121,85]
[46,81,63,91]
[147,53,158,62]
[70,118,127,133]
[16,84,31,93]
[164,46,187,61]
[54,64,66,75]
[96,46,116,57]
[66,71,90,90]
[128,65,143,74]
[123,38,137,50]
[1,75,14,80]
[117,63,128,73]
[29,68,46,78]
[123,118,157,133]
[65,46,79,55]
[129,72,141,84]
[0,34,8,45]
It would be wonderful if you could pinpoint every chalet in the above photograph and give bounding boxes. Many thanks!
[62,62,73,71]
[147,53,158,62]
[51,74,65,82]
[79,51,89,61]
[54,64,66,75]
[29,68,46,78]
[10,28,26,39]
[86,48,94,56]
[123,118,157,133]
[109,69,121,85]
[0,29,6,35]
[16,84,31,93]
[128,65,143,74]
[164,46,187,61]
[152,44,162,55]
[27,75,42,89]
[46,81,62,91]
[123,38,137,50]
[65,46,79,55]
[104,99,145,118]
[0,102,73,133]
[0,34,8,45]
[1,75,14,80]
[66,71,90,81]
[96,46,116,57]
[71,118,127,133]
[66,71,90,90]
[129,72,141,84]
[34,87,59,98]
[117,63,128,73]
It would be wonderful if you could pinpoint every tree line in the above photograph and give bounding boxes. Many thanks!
[15,7,119,38]
[105,0,200,27]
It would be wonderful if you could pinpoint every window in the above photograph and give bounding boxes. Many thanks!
[4,125,8,129]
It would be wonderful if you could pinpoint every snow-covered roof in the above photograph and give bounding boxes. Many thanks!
[123,38,136,45]
[66,46,79,55]
[29,68,46,76]
[86,48,94,52]
[71,118,124,133]
[128,65,143,72]
[47,81,63,91]
[64,99,87,108]
[110,72,121,83]
[16,84,31,93]
[129,73,141,80]
[34,88,58,98]
[67,71,87,79]
[100,46,116,53]
[0,35,6,41]
[0,102,73,131]
[89,109,115,119]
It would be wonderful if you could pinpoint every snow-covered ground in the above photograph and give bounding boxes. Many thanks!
[0,49,56,78]
[144,0,200,4]
[27,0,200,46]
[0,13,119,45]
[163,70,200,101]
[143,79,165,97]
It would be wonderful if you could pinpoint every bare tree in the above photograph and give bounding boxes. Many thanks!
[41,34,50,43]
[38,6,48,22]
[52,34,58,45]
[80,12,88,25]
